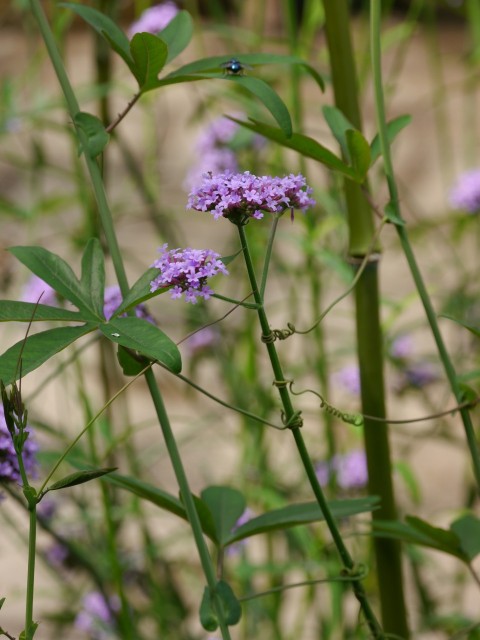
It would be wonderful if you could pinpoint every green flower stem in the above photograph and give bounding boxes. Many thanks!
[237,224,384,638]
[370,0,480,493]
[25,507,37,640]
[144,368,232,640]
[322,1,409,636]
[28,0,129,297]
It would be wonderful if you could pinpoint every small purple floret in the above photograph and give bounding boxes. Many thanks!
[315,449,368,491]
[449,168,480,214]
[128,2,179,37]
[187,170,315,224]
[150,244,228,304]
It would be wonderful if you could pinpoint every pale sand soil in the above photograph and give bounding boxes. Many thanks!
[1,14,480,640]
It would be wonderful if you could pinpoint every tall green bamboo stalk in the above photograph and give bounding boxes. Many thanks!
[321,0,410,636]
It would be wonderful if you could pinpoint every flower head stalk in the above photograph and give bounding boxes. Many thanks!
[150,244,228,304]
[187,171,315,225]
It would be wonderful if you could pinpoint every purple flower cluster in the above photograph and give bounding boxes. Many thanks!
[103,285,154,323]
[75,591,119,640]
[150,244,228,304]
[449,168,480,214]
[187,171,315,224]
[0,404,38,484]
[128,2,179,37]
[315,449,368,490]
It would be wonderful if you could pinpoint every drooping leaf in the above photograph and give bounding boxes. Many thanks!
[346,129,371,181]
[130,32,168,91]
[45,467,116,493]
[440,314,480,339]
[200,486,246,546]
[98,317,181,373]
[322,105,355,159]
[450,514,480,561]
[158,10,193,64]
[216,581,242,626]
[200,587,219,632]
[116,345,149,376]
[0,301,85,323]
[74,112,110,158]
[228,117,363,182]
[226,496,380,545]
[59,3,134,72]
[164,52,325,91]
[9,246,98,319]
[80,238,105,318]
[0,324,97,384]
[370,114,412,165]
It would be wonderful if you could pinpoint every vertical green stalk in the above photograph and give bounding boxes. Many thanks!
[238,224,384,638]
[370,0,480,493]
[25,507,37,640]
[321,0,409,636]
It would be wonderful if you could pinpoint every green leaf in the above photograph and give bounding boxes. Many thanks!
[158,10,193,64]
[322,105,355,159]
[200,587,219,632]
[216,580,242,626]
[370,114,412,165]
[59,3,134,72]
[98,317,181,373]
[373,517,466,560]
[9,246,98,319]
[200,486,246,546]
[384,200,405,226]
[80,238,105,318]
[226,496,380,545]
[46,467,116,493]
[111,267,160,317]
[0,325,97,384]
[0,301,85,323]
[450,514,480,561]
[346,129,371,181]
[164,52,325,91]
[229,117,362,182]
[440,314,480,338]
[73,112,110,158]
[116,345,149,376]
[130,33,168,91]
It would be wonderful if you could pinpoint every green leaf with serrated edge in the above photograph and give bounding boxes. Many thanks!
[9,246,98,319]
[80,238,105,317]
[322,105,355,160]
[384,201,405,225]
[225,496,380,545]
[112,268,161,317]
[99,317,181,373]
[74,112,109,158]
[200,486,246,546]
[158,10,193,64]
[372,519,466,560]
[229,117,362,182]
[0,301,85,323]
[104,473,217,541]
[216,581,242,626]
[116,345,148,376]
[450,514,480,561]
[0,324,97,385]
[130,33,168,90]
[370,114,412,165]
[46,467,116,493]
[346,129,371,181]
[59,3,134,71]
[440,314,480,338]
[164,52,325,90]
[200,587,218,632]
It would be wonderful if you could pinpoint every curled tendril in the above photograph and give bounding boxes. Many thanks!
[272,378,291,389]
[261,324,296,343]
[281,410,303,430]
[288,382,364,427]
[340,563,368,581]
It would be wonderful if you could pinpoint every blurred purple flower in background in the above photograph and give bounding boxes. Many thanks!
[449,168,480,214]
[45,542,69,569]
[128,1,179,37]
[403,362,439,389]
[184,327,220,356]
[332,364,361,395]
[75,591,119,640]
[0,405,38,484]
[315,449,368,491]
[390,334,414,359]
[150,244,228,303]
[187,171,315,223]
[21,274,58,307]
[103,285,155,323]
[227,508,254,556]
